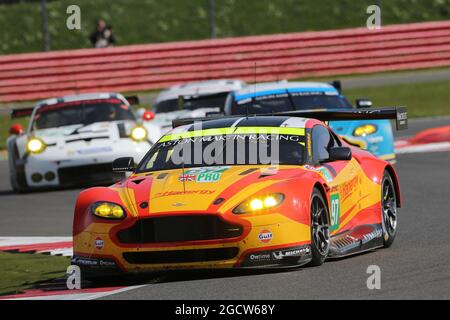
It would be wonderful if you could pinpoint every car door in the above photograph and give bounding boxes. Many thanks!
[311,124,361,235]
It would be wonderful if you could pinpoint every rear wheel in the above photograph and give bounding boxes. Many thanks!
[307,188,330,267]
[381,171,398,248]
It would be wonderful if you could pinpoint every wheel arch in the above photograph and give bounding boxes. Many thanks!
[313,182,330,223]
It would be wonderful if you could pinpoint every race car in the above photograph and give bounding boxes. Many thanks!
[151,79,245,134]
[224,81,397,162]
[72,107,407,277]
[7,93,161,192]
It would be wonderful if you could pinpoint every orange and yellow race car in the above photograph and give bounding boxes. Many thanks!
[72,108,407,278]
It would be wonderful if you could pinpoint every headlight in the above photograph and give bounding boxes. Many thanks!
[130,126,148,141]
[91,202,126,219]
[233,194,285,214]
[26,138,46,154]
[353,124,377,137]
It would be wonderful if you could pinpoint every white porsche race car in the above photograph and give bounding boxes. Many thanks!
[151,79,245,135]
[7,93,161,192]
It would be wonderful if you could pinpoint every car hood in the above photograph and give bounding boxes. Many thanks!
[121,165,307,216]
[31,121,132,145]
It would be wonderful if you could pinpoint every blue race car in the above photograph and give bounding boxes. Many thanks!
[224,81,395,162]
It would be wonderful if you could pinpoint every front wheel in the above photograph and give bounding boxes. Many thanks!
[307,188,330,267]
[8,146,28,193]
[381,171,398,248]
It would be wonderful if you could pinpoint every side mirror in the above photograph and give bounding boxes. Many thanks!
[329,147,352,161]
[112,157,135,172]
[142,110,155,121]
[9,124,24,135]
[356,99,373,108]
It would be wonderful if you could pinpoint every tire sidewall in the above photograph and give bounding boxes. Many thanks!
[381,171,397,248]
[307,188,329,267]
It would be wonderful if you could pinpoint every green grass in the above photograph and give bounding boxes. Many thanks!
[1,0,450,54]
[0,252,70,296]
[344,80,450,118]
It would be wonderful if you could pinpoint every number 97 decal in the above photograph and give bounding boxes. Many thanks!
[330,194,340,232]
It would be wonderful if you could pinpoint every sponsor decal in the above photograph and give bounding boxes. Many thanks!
[367,136,384,144]
[162,134,303,147]
[258,230,273,243]
[339,176,358,200]
[242,245,311,267]
[249,253,272,261]
[94,237,104,250]
[272,247,311,260]
[178,174,196,182]
[154,190,216,198]
[71,256,117,268]
[178,166,230,183]
[330,194,341,232]
[77,147,113,155]
[304,165,333,183]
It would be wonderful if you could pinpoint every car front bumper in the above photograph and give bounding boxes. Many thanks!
[21,140,150,188]
[72,217,312,275]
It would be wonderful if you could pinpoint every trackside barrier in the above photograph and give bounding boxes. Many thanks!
[1,21,450,102]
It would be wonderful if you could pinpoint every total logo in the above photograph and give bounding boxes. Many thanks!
[94,237,104,250]
[258,230,273,243]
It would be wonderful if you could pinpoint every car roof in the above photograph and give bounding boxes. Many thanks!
[36,92,128,108]
[234,81,338,101]
[155,79,246,103]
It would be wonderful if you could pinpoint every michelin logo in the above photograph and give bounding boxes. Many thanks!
[272,247,311,260]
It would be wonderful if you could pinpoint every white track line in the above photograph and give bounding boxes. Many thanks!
[0,237,72,246]
[395,142,450,154]
[5,285,148,301]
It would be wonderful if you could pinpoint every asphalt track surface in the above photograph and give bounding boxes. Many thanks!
[0,117,449,299]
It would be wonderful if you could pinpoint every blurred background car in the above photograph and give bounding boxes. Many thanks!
[224,81,396,162]
[7,93,160,192]
[151,79,246,135]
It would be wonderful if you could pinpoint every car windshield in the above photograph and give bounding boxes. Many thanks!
[32,99,135,130]
[137,128,306,172]
[154,92,229,114]
[232,92,352,115]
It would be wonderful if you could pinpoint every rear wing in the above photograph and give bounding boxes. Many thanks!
[11,107,34,119]
[172,107,408,130]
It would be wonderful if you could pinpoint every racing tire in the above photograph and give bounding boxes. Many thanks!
[307,188,330,267]
[8,143,28,193]
[381,171,398,248]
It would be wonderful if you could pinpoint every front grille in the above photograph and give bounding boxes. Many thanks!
[117,215,243,244]
[123,247,239,264]
[58,163,124,186]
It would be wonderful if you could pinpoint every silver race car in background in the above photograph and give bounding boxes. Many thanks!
[7,93,161,192]
[151,79,245,134]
